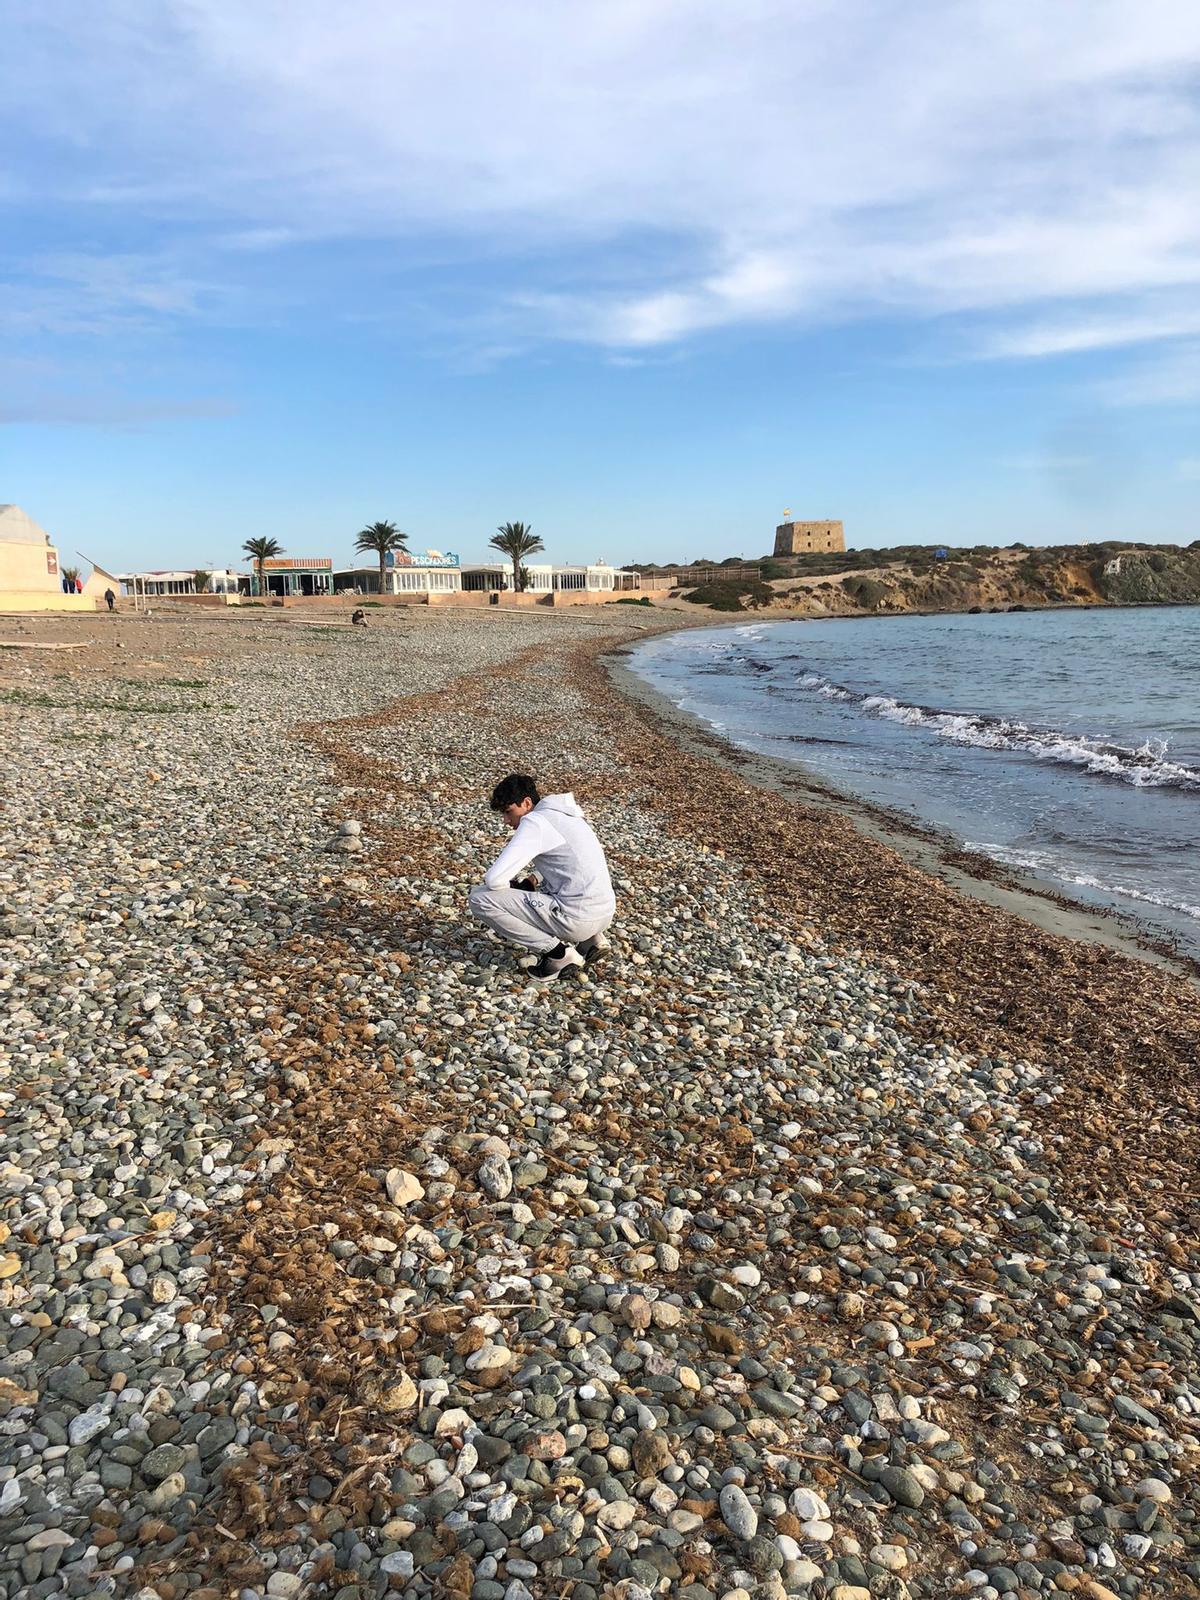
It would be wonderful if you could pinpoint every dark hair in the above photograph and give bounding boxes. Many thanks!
[490,773,540,812]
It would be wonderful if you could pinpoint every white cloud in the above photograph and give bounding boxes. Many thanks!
[4,0,1200,358]
[1097,342,1200,405]
[981,304,1200,359]
[0,253,221,336]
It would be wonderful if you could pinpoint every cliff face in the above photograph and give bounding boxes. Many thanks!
[748,543,1200,617]
[1099,547,1200,605]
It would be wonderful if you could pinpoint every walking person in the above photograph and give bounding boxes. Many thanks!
[468,774,614,980]
[104,587,116,612]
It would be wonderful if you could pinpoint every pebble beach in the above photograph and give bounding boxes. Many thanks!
[2,604,1200,1600]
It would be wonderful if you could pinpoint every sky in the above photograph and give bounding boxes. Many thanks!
[3,0,1200,571]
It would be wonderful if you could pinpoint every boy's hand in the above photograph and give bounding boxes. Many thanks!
[510,876,539,891]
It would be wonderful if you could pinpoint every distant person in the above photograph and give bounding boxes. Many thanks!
[468,774,614,981]
[61,575,70,594]
[75,576,83,594]
[104,588,116,612]
[351,608,367,627]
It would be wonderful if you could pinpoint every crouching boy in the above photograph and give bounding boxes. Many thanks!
[468,774,615,981]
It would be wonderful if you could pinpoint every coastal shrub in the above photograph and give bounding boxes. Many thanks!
[1100,548,1200,604]
[684,580,773,611]
[615,596,653,606]
[840,575,890,609]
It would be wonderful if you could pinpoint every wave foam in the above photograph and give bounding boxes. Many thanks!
[793,674,1200,792]
[974,842,1200,921]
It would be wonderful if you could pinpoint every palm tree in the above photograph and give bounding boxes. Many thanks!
[193,569,211,593]
[243,537,282,599]
[355,520,408,597]
[489,522,544,593]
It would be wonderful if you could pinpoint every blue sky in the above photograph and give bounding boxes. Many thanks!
[3,1,1199,571]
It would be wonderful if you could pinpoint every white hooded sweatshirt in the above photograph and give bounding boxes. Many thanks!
[483,793,615,919]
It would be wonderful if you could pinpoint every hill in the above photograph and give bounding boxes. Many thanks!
[653,540,1200,615]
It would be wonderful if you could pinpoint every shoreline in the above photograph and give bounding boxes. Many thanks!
[3,604,1200,1600]
[605,637,1200,985]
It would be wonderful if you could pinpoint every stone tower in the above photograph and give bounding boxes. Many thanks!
[774,518,845,557]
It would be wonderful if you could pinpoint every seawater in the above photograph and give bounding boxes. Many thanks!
[628,607,1200,958]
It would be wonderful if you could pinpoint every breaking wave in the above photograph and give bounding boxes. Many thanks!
[791,672,1200,792]
[975,843,1200,921]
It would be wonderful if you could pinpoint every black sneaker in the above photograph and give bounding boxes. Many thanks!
[530,945,585,981]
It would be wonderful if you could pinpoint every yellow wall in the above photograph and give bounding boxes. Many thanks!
[0,592,94,612]
[0,538,67,594]
[0,536,105,609]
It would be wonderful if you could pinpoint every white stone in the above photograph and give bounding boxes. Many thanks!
[479,1153,513,1199]
[68,1405,110,1446]
[384,1168,425,1206]
[869,1544,907,1572]
[790,1486,830,1522]
[465,1342,512,1375]
[379,1552,414,1577]
[435,1407,472,1436]
[1135,1477,1172,1502]
[266,1574,304,1598]
[719,1483,758,1540]
[26,1529,74,1552]
[597,1499,636,1530]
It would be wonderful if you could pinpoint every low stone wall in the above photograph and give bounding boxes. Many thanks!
[277,592,429,608]
[247,589,657,612]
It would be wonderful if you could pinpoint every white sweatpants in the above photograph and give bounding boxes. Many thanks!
[468,885,614,954]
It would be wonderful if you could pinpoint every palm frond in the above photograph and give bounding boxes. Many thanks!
[242,536,283,560]
[354,519,409,556]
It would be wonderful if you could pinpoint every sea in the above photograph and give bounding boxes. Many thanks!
[627,606,1200,960]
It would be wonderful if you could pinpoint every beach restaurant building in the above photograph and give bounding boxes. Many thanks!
[252,557,334,598]
[334,549,462,596]
[547,561,638,594]
[462,560,638,596]
[117,568,250,598]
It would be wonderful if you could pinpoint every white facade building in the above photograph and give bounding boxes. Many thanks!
[334,558,462,596]
[118,568,249,597]
[460,563,512,593]
[553,562,622,593]
[119,570,200,597]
